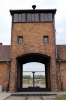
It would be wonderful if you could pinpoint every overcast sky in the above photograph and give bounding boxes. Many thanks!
[0,0,66,71]
[23,62,45,75]
[23,62,45,71]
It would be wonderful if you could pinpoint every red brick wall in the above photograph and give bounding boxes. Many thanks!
[11,23,55,56]
[10,23,57,91]
[56,61,66,91]
[0,62,8,91]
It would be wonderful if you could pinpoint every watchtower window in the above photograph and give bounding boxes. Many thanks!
[35,13,39,22]
[40,13,45,22]
[27,13,31,22]
[13,13,53,22]
[32,14,35,22]
[22,14,26,22]
[45,14,48,21]
[48,13,52,21]
[18,14,22,22]
[18,36,23,44]
[14,14,18,22]
[43,36,48,43]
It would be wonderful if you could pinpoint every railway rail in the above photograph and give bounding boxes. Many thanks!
[25,95,44,100]
[5,94,55,100]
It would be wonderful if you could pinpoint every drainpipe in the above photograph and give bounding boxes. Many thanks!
[7,61,10,92]
[59,60,63,91]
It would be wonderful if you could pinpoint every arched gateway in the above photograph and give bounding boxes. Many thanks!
[9,6,57,92]
[17,53,50,91]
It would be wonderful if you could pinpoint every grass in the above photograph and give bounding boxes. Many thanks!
[41,79,45,84]
[23,79,32,84]
[55,95,66,100]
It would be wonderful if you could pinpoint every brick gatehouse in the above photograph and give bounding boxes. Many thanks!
[0,5,66,92]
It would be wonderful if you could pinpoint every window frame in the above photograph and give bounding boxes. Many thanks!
[18,36,23,44]
[35,13,39,22]
[27,13,32,22]
[13,14,18,22]
[31,13,35,22]
[40,13,45,22]
[13,13,53,23]
[48,13,53,21]
[22,13,26,22]
[43,36,49,44]
[18,14,22,22]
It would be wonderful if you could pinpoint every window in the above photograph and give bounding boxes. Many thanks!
[14,14,18,22]
[27,13,31,22]
[40,13,45,22]
[44,36,48,43]
[35,13,39,22]
[32,14,35,22]
[22,14,26,22]
[13,13,53,22]
[18,14,22,22]
[18,36,23,44]
[45,14,48,21]
[48,13,52,21]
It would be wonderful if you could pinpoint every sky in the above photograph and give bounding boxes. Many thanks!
[0,0,66,71]
[23,62,45,71]
[23,62,45,76]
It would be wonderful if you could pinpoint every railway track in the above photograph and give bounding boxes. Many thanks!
[25,95,44,100]
[5,95,55,100]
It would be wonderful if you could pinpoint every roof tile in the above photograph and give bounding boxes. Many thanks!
[0,45,11,61]
[57,45,66,60]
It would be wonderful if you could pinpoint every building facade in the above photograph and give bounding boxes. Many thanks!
[0,6,66,92]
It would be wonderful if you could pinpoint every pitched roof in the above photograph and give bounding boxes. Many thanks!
[56,45,66,61]
[0,44,11,61]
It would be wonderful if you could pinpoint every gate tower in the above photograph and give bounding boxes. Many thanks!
[10,5,57,92]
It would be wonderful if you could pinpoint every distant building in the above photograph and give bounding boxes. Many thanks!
[0,5,66,92]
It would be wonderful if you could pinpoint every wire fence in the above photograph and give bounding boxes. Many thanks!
[22,71,46,88]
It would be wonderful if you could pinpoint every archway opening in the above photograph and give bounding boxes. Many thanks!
[23,62,46,89]
[17,53,51,92]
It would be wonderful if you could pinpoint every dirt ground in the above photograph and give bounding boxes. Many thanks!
[23,79,46,88]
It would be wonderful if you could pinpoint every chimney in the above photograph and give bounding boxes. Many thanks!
[32,5,36,10]
[0,43,2,46]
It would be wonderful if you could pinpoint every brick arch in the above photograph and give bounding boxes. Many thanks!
[17,53,50,63]
[16,53,51,91]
